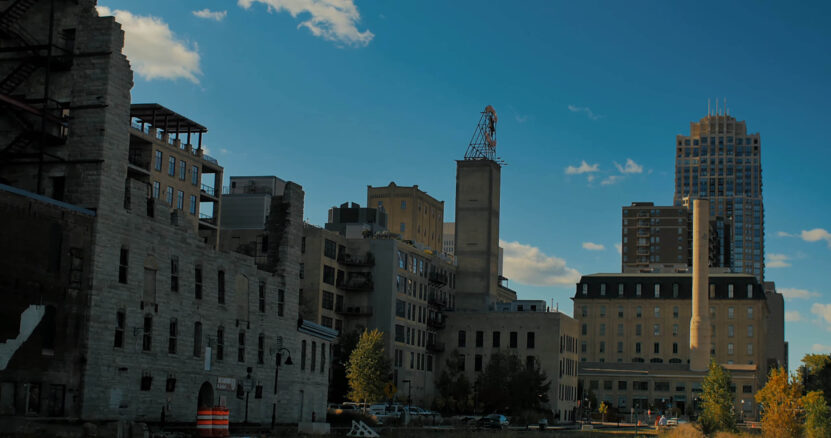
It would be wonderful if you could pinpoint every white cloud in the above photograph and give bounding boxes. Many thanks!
[582,242,605,251]
[97,6,201,83]
[614,158,643,174]
[238,0,374,47]
[515,114,528,123]
[568,104,602,120]
[565,160,599,175]
[600,175,622,186]
[767,253,791,268]
[499,240,581,286]
[779,288,820,301]
[193,9,228,21]
[801,228,831,247]
[786,311,803,322]
[812,344,831,353]
[777,231,795,238]
[614,243,622,255]
[811,303,831,330]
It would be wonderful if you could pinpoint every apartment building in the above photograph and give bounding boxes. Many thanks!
[367,182,444,252]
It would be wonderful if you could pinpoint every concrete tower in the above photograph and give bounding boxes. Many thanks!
[690,199,711,371]
[454,106,503,311]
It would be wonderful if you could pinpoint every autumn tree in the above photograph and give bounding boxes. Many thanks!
[346,329,391,407]
[802,390,831,438]
[799,353,831,403]
[755,367,802,438]
[598,401,609,423]
[699,360,736,434]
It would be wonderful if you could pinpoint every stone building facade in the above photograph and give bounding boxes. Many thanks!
[366,182,444,252]
[0,0,331,427]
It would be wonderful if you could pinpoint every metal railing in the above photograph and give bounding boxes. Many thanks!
[201,184,215,196]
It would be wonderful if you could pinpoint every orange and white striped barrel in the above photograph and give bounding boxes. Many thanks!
[212,407,229,437]
[196,409,213,437]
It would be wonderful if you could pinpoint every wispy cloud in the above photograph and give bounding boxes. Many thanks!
[614,158,643,174]
[600,175,622,186]
[812,344,831,353]
[565,161,599,175]
[779,288,820,301]
[568,104,602,120]
[238,0,374,47]
[786,311,803,322]
[193,9,228,21]
[811,303,831,330]
[777,231,795,238]
[767,253,791,268]
[614,243,622,255]
[499,240,581,286]
[802,228,831,247]
[97,6,201,83]
[582,242,605,251]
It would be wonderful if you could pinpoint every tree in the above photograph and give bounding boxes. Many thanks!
[598,402,609,423]
[755,367,802,438]
[329,330,360,402]
[799,353,831,403]
[802,390,831,438]
[346,329,391,407]
[699,359,736,434]
[475,353,551,415]
[434,352,472,415]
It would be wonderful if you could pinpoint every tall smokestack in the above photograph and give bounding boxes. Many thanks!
[689,199,711,371]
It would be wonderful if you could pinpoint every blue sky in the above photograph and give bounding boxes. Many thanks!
[99,0,831,369]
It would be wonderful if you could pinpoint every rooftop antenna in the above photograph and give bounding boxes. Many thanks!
[464,105,505,165]
[724,98,728,116]
[707,99,711,116]
[715,98,719,116]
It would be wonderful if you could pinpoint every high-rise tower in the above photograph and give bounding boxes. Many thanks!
[454,106,503,310]
[673,104,764,281]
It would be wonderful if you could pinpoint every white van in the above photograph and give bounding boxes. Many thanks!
[369,403,403,418]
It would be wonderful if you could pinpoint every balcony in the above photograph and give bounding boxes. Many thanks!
[200,183,219,201]
[198,212,217,229]
[127,149,150,174]
[428,295,447,309]
[426,341,445,353]
[337,252,374,267]
[337,278,374,292]
[426,316,445,330]
[337,306,373,317]
[428,271,448,286]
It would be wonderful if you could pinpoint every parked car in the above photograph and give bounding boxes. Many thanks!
[478,414,509,429]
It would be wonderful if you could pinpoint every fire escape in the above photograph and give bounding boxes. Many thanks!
[0,0,74,194]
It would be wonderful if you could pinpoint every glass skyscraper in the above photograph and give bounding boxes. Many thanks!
[673,112,764,281]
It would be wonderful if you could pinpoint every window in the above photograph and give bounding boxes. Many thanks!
[673,306,679,318]
[168,319,177,354]
[748,325,754,337]
[654,284,660,298]
[311,341,317,370]
[475,354,483,371]
[322,291,334,310]
[320,342,326,373]
[654,342,660,354]
[747,307,753,319]
[653,324,660,336]
[728,284,734,298]
[636,283,642,296]
[654,307,660,318]
[527,332,535,349]
[323,266,335,285]
[581,284,588,295]
[635,342,642,353]
[458,354,465,371]
[114,310,125,348]
[600,306,606,317]
[178,160,186,181]
[155,150,163,171]
[218,270,225,304]
[728,307,735,319]
[400,222,406,233]
[617,324,624,336]
[636,306,642,318]
[193,322,202,357]
[170,256,179,292]
[728,325,734,337]
[277,289,285,316]
[581,306,588,317]
[672,283,679,298]
[600,324,606,336]
[166,376,176,393]
[747,284,753,298]
[142,315,152,351]
[176,191,184,210]
[301,340,306,370]
[600,283,606,296]
[728,343,734,355]
[189,195,197,214]
[168,156,176,176]
[191,165,199,185]
[672,342,678,354]
[216,326,224,361]
[492,331,501,348]
[581,324,587,336]
[258,281,266,313]
[618,283,624,296]
[742,385,753,393]
[153,181,160,199]
[636,324,642,336]
[324,239,337,259]
[673,324,679,336]
[458,330,466,348]
[194,265,203,299]
[118,248,129,284]
[510,331,518,348]
[747,343,753,355]
[581,341,587,353]
[618,306,624,318]
[165,186,173,205]
[258,334,265,364]
[401,200,406,210]
[238,331,245,362]
[475,331,484,348]
[141,372,152,391]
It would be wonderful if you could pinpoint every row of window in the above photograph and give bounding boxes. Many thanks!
[589,379,753,394]
[394,324,429,348]
[457,330,536,349]
[151,181,198,214]
[118,248,284,315]
[154,150,200,186]
[456,354,537,372]
[580,304,755,320]
[580,282,754,299]
[393,349,431,371]
[582,321,754,338]
[583,340,754,358]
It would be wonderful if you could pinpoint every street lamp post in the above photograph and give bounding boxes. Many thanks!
[271,347,293,428]
[402,379,412,422]
[244,367,254,424]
